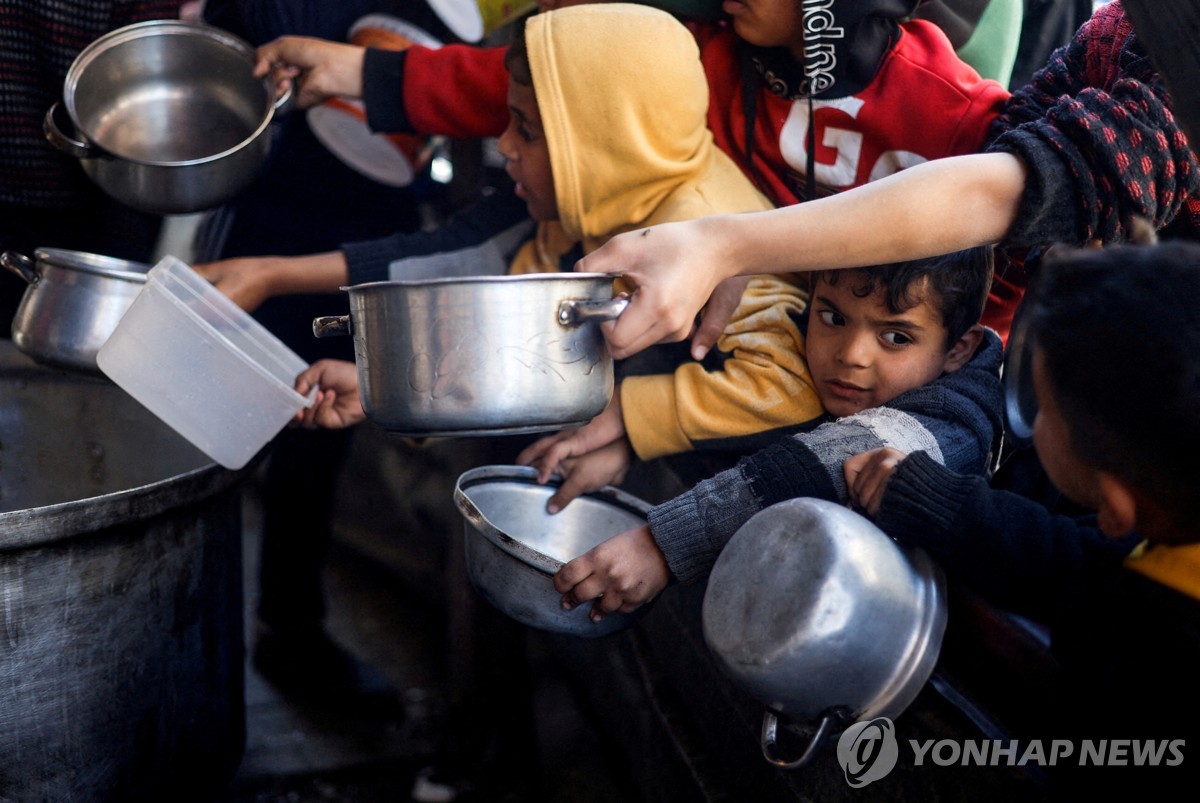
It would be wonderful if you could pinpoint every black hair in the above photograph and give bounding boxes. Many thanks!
[1025,240,1200,539]
[814,245,994,349]
[504,16,533,88]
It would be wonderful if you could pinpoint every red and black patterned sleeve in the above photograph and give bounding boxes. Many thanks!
[985,1,1200,247]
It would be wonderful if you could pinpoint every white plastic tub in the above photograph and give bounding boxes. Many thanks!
[97,256,315,469]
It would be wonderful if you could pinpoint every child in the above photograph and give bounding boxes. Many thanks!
[573,1,1200,358]
[540,246,1003,620]
[295,4,812,453]
[842,241,1200,790]
[240,0,1015,337]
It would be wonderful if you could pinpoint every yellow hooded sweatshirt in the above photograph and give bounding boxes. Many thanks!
[510,4,820,460]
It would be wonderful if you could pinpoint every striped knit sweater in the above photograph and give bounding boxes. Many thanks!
[0,0,182,208]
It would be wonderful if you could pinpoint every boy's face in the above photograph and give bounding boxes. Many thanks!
[1030,347,1102,515]
[498,78,558,222]
[806,275,962,418]
[723,0,806,59]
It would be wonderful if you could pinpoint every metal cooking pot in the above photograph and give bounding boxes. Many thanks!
[44,19,287,214]
[2,247,149,373]
[702,498,947,769]
[314,273,627,436]
[453,465,651,637]
[0,341,245,800]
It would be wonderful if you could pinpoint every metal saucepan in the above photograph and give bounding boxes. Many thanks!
[314,273,627,436]
[453,465,652,637]
[2,248,150,373]
[702,498,947,769]
[44,20,288,215]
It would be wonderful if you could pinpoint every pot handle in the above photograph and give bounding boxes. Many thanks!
[760,710,836,770]
[312,315,352,338]
[557,297,629,327]
[273,83,294,114]
[1,251,39,285]
[44,102,97,160]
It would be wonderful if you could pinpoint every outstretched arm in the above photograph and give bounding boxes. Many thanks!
[580,152,1027,359]
[195,251,349,312]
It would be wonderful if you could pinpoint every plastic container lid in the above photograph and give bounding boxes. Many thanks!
[97,256,316,469]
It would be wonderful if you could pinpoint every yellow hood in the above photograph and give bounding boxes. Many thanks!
[525,3,771,252]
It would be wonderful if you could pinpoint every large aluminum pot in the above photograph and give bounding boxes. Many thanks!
[0,341,247,801]
[454,465,651,637]
[315,273,627,436]
[2,247,149,373]
[44,19,287,215]
[702,498,947,769]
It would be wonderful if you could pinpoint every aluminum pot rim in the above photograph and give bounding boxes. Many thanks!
[32,247,150,284]
[453,464,652,577]
[342,272,620,293]
[62,19,278,168]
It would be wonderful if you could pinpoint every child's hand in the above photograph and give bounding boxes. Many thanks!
[549,439,634,513]
[292,359,366,429]
[689,275,749,360]
[517,392,626,484]
[194,257,275,312]
[843,447,909,516]
[254,36,365,109]
[553,524,669,622]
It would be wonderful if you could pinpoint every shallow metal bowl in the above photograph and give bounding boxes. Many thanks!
[453,465,651,637]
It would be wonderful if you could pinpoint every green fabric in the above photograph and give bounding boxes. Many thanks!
[956,0,1023,85]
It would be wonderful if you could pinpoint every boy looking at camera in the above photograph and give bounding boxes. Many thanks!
[843,240,1200,791]
[544,245,1003,620]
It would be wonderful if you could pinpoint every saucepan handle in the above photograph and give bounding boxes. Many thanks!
[1,251,40,285]
[760,710,835,770]
[312,315,352,338]
[557,297,629,327]
[44,102,97,160]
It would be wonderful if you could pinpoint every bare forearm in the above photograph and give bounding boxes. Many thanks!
[715,152,1028,277]
[262,251,350,295]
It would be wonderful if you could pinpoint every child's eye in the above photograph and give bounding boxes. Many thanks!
[519,125,536,143]
[881,331,912,346]
[818,309,844,326]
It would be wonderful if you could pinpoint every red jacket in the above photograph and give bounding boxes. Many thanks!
[391,19,1009,207]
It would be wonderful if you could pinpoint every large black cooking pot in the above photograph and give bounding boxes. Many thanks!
[0,342,247,801]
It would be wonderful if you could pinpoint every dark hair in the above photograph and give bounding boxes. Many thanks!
[815,245,994,349]
[504,16,533,87]
[1025,240,1200,539]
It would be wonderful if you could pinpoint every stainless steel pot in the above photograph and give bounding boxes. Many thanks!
[2,247,150,372]
[454,465,651,637]
[702,498,947,769]
[315,274,627,436]
[0,341,245,800]
[44,19,287,214]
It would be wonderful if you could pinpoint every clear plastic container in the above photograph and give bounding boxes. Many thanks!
[97,256,315,469]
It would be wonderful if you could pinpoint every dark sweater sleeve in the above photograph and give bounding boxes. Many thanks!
[874,451,1137,620]
[341,188,532,285]
[988,3,1200,246]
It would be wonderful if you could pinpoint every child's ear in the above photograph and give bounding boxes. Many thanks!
[1095,472,1139,538]
[940,324,984,374]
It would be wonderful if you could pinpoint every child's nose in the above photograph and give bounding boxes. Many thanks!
[836,332,872,367]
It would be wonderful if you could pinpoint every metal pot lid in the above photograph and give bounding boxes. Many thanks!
[34,248,150,283]
[702,498,947,725]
